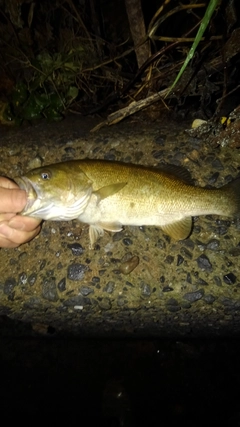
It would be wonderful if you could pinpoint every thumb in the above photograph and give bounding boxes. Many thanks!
[0,187,27,213]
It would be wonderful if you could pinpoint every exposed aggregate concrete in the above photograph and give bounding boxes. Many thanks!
[0,112,240,336]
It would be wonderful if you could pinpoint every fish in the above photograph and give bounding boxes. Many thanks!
[15,159,240,247]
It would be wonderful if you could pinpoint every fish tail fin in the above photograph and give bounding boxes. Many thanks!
[223,177,240,216]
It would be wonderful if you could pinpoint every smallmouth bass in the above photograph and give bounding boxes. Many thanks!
[15,159,240,247]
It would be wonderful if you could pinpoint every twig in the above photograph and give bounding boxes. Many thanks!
[90,87,169,132]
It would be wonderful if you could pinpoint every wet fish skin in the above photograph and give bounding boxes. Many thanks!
[15,159,240,246]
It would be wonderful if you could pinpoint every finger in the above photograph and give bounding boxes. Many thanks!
[0,177,19,190]
[0,187,27,213]
[0,223,41,247]
[0,236,21,249]
[0,213,15,222]
[8,216,42,232]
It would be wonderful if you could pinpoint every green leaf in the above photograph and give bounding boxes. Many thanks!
[44,106,63,121]
[12,83,28,106]
[22,93,44,120]
[166,0,220,97]
[66,86,78,100]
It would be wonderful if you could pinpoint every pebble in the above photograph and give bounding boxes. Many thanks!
[180,247,193,259]
[182,239,195,250]
[42,278,59,302]
[67,263,87,281]
[64,147,76,155]
[193,225,202,234]
[196,278,208,286]
[203,294,216,304]
[177,254,184,266]
[151,149,164,159]
[212,158,223,170]
[214,276,222,287]
[208,172,219,184]
[125,281,134,287]
[112,231,125,242]
[166,298,181,312]
[24,297,43,309]
[63,295,91,307]
[28,273,37,286]
[104,152,116,161]
[122,238,133,246]
[164,255,174,264]
[229,247,240,257]
[117,297,126,307]
[196,254,212,272]
[183,289,204,302]
[27,156,43,169]
[18,272,27,285]
[120,255,139,274]
[162,286,174,292]
[181,302,191,309]
[219,297,240,310]
[67,243,84,256]
[80,286,94,296]
[215,225,228,235]
[206,239,220,250]
[224,174,233,184]
[103,281,115,293]
[57,278,66,292]
[223,273,237,285]
[39,260,46,270]
[156,239,166,249]
[98,298,111,310]
[166,305,181,312]
[4,278,16,296]
[216,219,231,227]
[99,269,106,276]
[140,282,151,296]
[155,135,166,145]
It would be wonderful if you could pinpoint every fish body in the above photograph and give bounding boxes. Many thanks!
[15,159,240,246]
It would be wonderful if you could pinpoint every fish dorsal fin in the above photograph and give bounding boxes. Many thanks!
[94,182,127,200]
[158,164,193,184]
[161,217,192,240]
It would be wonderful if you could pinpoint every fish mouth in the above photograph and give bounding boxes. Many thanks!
[14,176,38,214]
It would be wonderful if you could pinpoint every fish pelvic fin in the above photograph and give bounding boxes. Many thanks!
[94,182,127,201]
[89,224,104,248]
[161,217,192,240]
[89,222,123,248]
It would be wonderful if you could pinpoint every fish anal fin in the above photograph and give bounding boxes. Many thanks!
[98,221,123,233]
[161,217,192,240]
[94,182,127,200]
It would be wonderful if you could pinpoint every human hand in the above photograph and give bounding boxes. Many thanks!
[0,177,41,248]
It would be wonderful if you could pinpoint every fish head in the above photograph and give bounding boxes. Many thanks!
[15,163,93,220]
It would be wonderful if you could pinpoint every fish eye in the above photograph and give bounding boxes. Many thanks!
[41,171,51,180]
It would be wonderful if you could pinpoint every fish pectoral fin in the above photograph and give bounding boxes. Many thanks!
[161,217,192,240]
[94,182,127,201]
